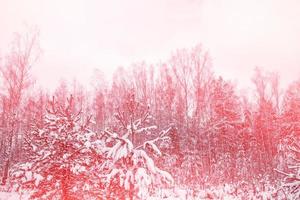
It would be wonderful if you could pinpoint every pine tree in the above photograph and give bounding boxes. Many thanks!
[10,96,103,199]
[100,93,173,200]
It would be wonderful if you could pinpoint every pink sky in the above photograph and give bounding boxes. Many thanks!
[0,0,300,90]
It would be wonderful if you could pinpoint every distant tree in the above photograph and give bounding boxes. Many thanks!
[170,47,194,130]
[131,62,151,105]
[251,68,279,176]
[54,80,69,107]
[93,90,106,129]
[208,77,242,183]
[91,69,108,130]
[0,29,40,185]
[154,63,176,127]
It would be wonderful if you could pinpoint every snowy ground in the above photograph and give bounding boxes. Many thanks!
[0,192,29,200]
[149,185,281,200]
[0,185,285,200]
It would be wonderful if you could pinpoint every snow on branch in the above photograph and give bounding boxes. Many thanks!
[100,118,174,199]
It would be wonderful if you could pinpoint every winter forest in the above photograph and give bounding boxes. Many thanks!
[0,30,299,200]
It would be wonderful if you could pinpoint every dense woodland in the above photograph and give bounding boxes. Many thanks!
[0,32,299,199]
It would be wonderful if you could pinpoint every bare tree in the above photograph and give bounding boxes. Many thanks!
[0,29,40,185]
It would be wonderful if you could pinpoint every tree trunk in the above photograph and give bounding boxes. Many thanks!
[1,158,9,185]
[61,169,70,200]
[128,182,134,200]
[1,130,14,186]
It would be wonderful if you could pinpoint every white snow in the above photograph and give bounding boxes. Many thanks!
[33,173,43,186]
[0,192,30,200]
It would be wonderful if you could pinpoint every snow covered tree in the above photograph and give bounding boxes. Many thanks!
[10,96,103,200]
[91,69,108,130]
[251,68,279,175]
[0,29,40,185]
[276,138,300,199]
[100,93,173,200]
[275,80,300,199]
[154,63,176,128]
[207,77,242,183]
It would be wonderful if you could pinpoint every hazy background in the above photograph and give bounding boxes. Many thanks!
[0,0,300,90]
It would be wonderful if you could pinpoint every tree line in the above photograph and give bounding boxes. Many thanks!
[0,32,299,198]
